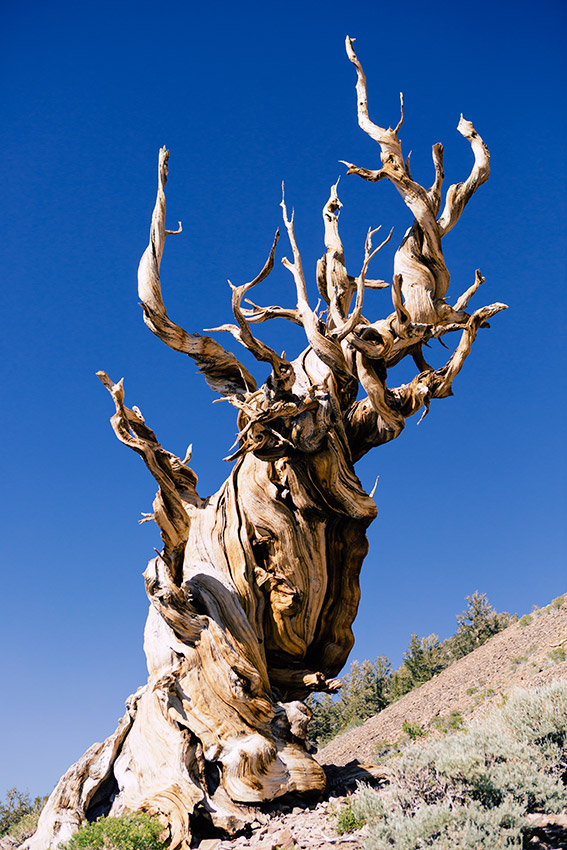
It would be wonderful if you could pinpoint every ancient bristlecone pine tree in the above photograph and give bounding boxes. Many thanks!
[28,39,506,850]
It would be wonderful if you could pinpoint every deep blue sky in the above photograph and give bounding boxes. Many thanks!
[1,0,565,798]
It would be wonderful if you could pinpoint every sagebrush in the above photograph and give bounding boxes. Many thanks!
[336,680,567,849]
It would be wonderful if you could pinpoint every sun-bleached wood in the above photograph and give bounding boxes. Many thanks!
[26,39,506,850]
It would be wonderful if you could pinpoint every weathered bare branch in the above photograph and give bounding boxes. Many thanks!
[333,225,393,342]
[138,147,257,397]
[240,299,303,326]
[345,299,507,459]
[394,92,405,135]
[344,41,491,328]
[389,302,508,419]
[391,273,410,334]
[96,371,199,579]
[345,36,404,164]
[339,160,384,182]
[454,268,485,312]
[360,277,390,290]
[280,186,355,390]
[321,181,351,331]
[205,231,296,389]
[428,302,507,396]
[427,143,445,215]
[437,116,490,237]
[404,150,413,181]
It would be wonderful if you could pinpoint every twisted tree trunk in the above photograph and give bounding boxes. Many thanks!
[26,38,506,850]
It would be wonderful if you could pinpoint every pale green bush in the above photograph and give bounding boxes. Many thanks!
[339,681,567,849]
[390,683,567,814]
[366,799,525,850]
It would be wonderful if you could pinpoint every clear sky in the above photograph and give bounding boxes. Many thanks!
[1,0,565,799]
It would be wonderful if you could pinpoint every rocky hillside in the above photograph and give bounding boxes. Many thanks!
[318,598,567,765]
[194,599,567,849]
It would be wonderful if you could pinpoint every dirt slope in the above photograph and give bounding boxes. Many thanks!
[318,600,567,767]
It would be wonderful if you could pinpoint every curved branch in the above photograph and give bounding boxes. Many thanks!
[344,39,448,325]
[427,302,507,397]
[390,302,508,421]
[206,231,296,390]
[454,268,485,313]
[321,181,351,331]
[344,38,437,242]
[240,300,303,326]
[280,188,355,391]
[345,36,403,164]
[391,273,411,333]
[344,41,491,328]
[138,147,257,398]
[437,117,490,237]
[427,143,445,216]
[333,225,393,342]
[96,371,200,580]
[344,300,507,457]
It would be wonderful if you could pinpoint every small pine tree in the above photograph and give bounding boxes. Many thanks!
[449,591,512,660]
[395,633,444,693]
[389,662,415,702]
[0,788,46,839]
[308,656,391,744]
[307,692,341,743]
[339,657,392,728]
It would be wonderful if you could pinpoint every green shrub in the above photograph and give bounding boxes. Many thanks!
[471,686,497,706]
[8,808,45,843]
[548,646,566,664]
[60,812,167,850]
[402,721,426,740]
[334,799,366,834]
[519,614,533,627]
[431,711,464,734]
[552,594,566,609]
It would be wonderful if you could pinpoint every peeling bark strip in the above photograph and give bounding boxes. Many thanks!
[26,40,507,850]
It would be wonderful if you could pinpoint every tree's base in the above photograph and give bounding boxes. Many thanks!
[23,683,326,850]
